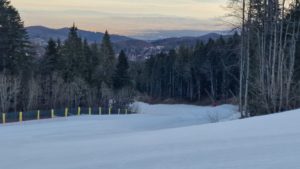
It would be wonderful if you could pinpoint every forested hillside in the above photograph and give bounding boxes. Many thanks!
[27,26,224,61]
[132,34,240,104]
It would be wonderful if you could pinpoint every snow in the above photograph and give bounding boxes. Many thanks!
[0,102,299,169]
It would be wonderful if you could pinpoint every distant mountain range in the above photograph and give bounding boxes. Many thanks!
[27,26,224,60]
[131,30,225,40]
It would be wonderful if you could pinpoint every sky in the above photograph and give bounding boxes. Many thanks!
[11,0,229,37]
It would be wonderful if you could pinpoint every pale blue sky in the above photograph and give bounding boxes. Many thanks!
[11,0,228,35]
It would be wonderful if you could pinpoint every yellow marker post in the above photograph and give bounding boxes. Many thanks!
[99,107,102,115]
[2,113,6,124]
[51,109,54,119]
[109,107,112,115]
[37,110,40,120]
[78,107,81,116]
[89,107,92,115]
[19,112,23,122]
[65,108,68,117]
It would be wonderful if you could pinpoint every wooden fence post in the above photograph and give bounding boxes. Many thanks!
[78,107,81,116]
[99,107,102,115]
[65,108,68,117]
[19,112,23,122]
[2,113,6,124]
[37,110,40,120]
[51,109,54,119]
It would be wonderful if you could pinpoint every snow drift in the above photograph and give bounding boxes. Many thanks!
[0,102,299,169]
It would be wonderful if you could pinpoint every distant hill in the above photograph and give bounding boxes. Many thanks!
[26,26,224,60]
[26,26,133,44]
[151,33,222,49]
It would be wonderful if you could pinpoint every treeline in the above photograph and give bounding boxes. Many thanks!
[36,27,133,109]
[133,34,240,104]
[0,0,133,113]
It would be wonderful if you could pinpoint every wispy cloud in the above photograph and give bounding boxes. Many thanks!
[11,0,228,35]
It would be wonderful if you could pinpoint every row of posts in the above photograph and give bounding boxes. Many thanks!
[1,107,129,124]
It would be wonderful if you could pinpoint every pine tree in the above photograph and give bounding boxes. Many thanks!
[99,30,115,86]
[101,31,115,60]
[0,0,32,74]
[82,39,93,82]
[41,39,59,75]
[60,24,83,82]
[113,50,130,90]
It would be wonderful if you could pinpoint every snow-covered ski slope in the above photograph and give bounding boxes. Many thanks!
[1,102,300,169]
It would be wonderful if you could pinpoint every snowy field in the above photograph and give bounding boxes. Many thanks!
[0,102,300,169]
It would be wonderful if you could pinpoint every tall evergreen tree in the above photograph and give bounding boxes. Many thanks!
[0,0,32,74]
[82,39,93,82]
[101,31,115,60]
[99,30,115,86]
[60,24,83,82]
[41,38,59,75]
[113,50,130,90]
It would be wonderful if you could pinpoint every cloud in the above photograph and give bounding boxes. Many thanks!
[11,0,229,35]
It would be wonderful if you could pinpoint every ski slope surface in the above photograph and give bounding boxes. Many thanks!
[0,102,300,169]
